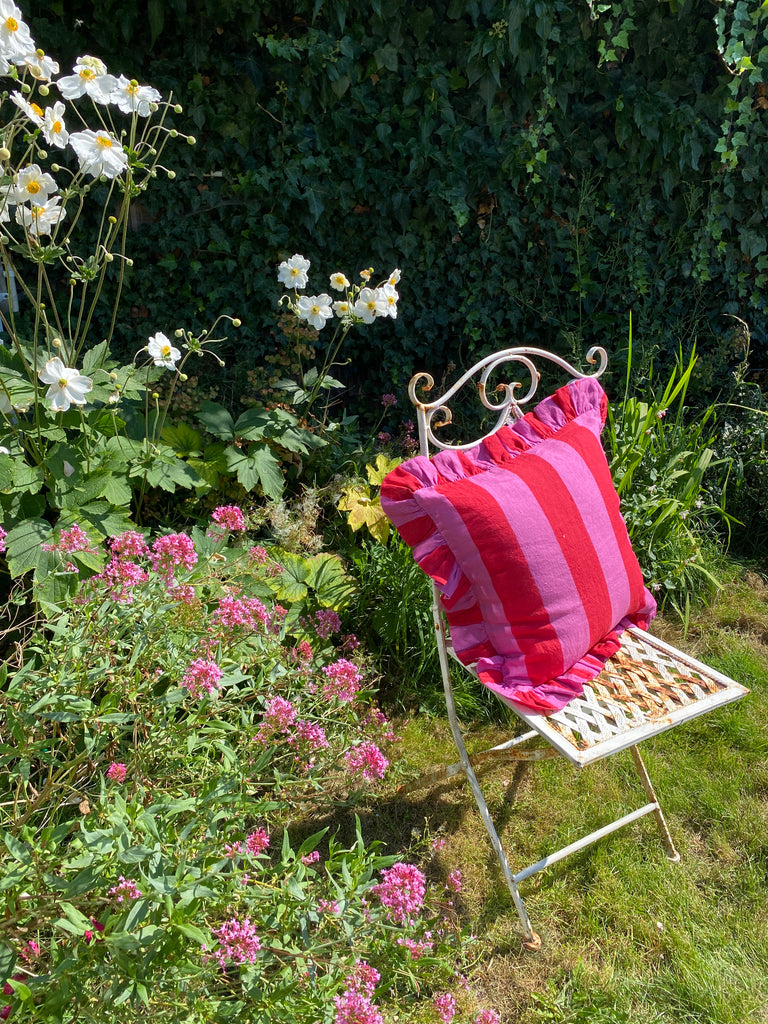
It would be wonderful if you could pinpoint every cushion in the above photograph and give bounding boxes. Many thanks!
[380,376,656,715]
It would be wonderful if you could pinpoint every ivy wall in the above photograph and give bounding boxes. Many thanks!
[29,0,768,402]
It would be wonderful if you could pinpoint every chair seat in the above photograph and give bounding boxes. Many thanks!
[454,627,749,768]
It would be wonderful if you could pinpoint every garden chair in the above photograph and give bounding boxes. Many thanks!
[380,346,749,949]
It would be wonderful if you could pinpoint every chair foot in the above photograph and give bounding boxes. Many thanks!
[667,851,681,863]
[522,931,542,952]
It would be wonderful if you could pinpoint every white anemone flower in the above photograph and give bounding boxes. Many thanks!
[333,300,352,317]
[380,283,399,318]
[277,254,310,290]
[329,272,350,291]
[57,55,116,104]
[41,102,68,149]
[386,268,401,287]
[38,357,92,412]
[297,293,333,331]
[147,332,181,369]
[111,74,162,116]
[0,0,34,58]
[12,163,57,203]
[354,287,388,324]
[10,91,44,125]
[69,129,128,179]
[21,49,59,81]
[15,196,66,236]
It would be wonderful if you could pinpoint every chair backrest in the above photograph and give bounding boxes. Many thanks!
[409,346,608,456]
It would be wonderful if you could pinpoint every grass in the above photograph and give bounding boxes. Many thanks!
[356,558,768,1023]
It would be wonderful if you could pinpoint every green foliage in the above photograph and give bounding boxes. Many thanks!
[24,0,768,411]
[605,332,730,619]
[0,521,472,1021]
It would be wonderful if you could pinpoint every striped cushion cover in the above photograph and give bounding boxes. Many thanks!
[380,377,656,714]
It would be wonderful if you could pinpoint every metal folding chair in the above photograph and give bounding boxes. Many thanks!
[397,346,749,949]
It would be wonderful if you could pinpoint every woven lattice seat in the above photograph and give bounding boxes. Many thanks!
[395,345,749,949]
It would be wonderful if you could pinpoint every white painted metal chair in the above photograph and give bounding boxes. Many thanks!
[395,346,749,949]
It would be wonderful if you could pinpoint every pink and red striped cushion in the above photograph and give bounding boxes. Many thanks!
[380,377,656,714]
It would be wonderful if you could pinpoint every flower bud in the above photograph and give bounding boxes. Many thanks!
[152,392,159,400]
[51,163,60,172]
[52,337,61,348]
[232,318,241,327]
[174,328,184,337]
[20,82,31,93]
[169,129,178,138]
[179,373,188,382]
[174,104,183,113]
[108,215,117,224]
[109,371,118,380]
[187,135,196,145]
[167,170,176,180]
[104,252,114,262]
[0,147,10,161]
[37,150,47,160]
[39,84,49,97]
[126,258,134,266]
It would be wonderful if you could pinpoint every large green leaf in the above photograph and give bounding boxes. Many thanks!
[198,401,235,441]
[5,517,51,577]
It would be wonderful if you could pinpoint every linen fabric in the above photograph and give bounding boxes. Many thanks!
[380,377,656,714]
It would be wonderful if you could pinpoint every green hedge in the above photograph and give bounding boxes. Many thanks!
[33,0,768,402]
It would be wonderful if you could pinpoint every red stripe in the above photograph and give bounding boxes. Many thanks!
[559,424,648,616]
[397,515,436,547]
[435,476,562,683]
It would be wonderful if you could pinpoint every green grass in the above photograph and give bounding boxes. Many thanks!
[371,560,768,1023]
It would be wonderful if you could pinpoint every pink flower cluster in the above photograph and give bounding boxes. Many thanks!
[244,828,270,856]
[334,961,383,1024]
[110,531,150,559]
[434,993,457,1023]
[150,532,198,580]
[213,595,270,632]
[210,916,261,968]
[181,658,223,699]
[381,393,397,408]
[345,742,389,781]
[255,696,296,743]
[397,935,433,960]
[301,850,320,866]
[0,526,6,555]
[446,869,462,893]
[295,720,329,751]
[474,1012,500,1024]
[372,863,426,925]
[97,555,149,603]
[313,608,341,638]
[109,876,142,903]
[42,523,96,554]
[106,762,127,783]
[211,504,246,531]
[322,659,363,702]
[249,545,268,563]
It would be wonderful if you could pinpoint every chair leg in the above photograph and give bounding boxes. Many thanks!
[450,725,541,949]
[629,744,681,863]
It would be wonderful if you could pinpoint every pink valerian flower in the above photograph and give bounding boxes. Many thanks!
[397,935,434,960]
[474,1011,500,1024]
[293,639,314,664]
[322,659,363,702]
[254,696,296,743]
[341,633,360,652]
[434,993,457,1024]
[313,608,341,639]
[168,582,196,604]
[301,851,320,866]
[264,561,283,578]
[213,595,269,632]
[150,532,198,579]
[372,863,426,925]
[224,842,242,859]
[432,838,447,852]
[333,988,383,1024]
[294,720,329,751]
[269,604,288,634]
[318,898,340,914]
[349,962,380,997]
[109,531,149,559]
[106,762,127,783]
[84,918,105,944]
[446,869,463,893]
[109,876,142,903]
[97,557,149,603]
[209,916,261,968]
[244,828,270,856]
[345,742,389,782]
[41,523,97,554]
[19,940,40,963]
[377,432,391,443]
[381,393,397,408]
[0,527,6,555]
[249,545,268,564]
[211,504,247,531]
[181,658,223,699]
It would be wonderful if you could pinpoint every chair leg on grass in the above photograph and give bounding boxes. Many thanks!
[629,744,681,863]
